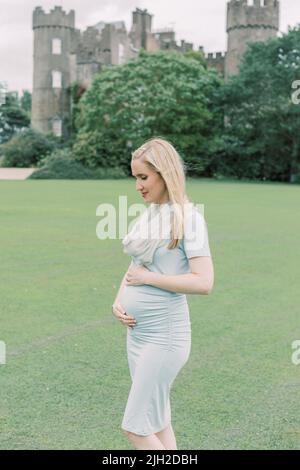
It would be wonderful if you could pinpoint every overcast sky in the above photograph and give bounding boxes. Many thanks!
[1,0,300,94]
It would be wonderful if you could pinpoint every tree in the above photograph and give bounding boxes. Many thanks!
[20,90,32,117]
[219,25,300,183]
[73,50,223,176]
[184,49,207,68]
[0,92,30,144]
[0,129,59,167]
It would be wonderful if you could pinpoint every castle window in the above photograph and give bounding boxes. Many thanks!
[52,118,62,137]
[52,38,62,55]
[52,71,62,88]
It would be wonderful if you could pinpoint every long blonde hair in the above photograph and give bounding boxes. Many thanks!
[131,137,190,249]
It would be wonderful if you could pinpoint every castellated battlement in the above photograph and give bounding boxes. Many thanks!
[227,0,279,32]
[33,6,75,29]
[132,8,152,32]
[205,52,226,75]
[206,52,226,60]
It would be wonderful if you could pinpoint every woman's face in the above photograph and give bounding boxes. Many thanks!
[131,159,169,204]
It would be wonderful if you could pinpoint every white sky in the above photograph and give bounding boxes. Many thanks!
[1,0,300,94]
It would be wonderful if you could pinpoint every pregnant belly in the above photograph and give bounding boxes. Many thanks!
[119,284,189,333]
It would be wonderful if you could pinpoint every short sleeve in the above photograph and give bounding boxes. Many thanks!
[183,207,211,258]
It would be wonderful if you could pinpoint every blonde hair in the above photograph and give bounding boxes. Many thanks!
[131,137,190,249]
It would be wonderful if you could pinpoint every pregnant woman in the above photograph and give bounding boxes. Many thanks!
[112,137,214,450]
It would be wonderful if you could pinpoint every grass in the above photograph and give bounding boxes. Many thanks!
[0,177,300,449]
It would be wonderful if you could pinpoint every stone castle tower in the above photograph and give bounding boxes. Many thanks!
[31,2,280,137]
[31,6,77,138]
[130,8,152,50]
[225,0,280,79]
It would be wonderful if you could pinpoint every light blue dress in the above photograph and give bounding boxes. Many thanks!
[120,207,212,436]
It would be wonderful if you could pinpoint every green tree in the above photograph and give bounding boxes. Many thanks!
[20,90,32,117]
[0,128,59,167]
[0,92,30,144]
[73,50,223,176]
[184,49,207,68]
[219,25,300,183]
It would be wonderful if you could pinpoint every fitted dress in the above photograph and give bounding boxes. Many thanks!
[120,206,212,436]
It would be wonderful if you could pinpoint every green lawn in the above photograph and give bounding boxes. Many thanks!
[0,178,300,450]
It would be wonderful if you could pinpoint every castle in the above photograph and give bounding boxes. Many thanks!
[31,0,280,138]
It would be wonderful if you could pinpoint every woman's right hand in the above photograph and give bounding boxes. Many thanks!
[112,301,137,329]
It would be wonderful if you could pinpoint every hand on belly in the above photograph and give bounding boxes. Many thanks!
[120,285,169,329]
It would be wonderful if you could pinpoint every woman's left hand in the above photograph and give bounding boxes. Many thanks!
[125,264,152,286]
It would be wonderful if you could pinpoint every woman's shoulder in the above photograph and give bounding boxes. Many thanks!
[181,202,211,258]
